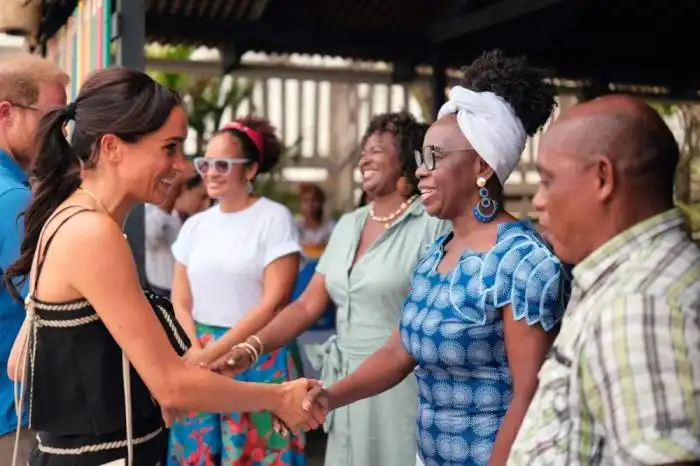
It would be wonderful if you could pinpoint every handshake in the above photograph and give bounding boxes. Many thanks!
[181,337,332,435]
[271,378,330,435]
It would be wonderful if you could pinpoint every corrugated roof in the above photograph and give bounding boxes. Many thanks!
[40,0,700,92]
[142,0,453,63]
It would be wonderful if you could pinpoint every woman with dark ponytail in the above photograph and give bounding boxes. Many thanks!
[3,67,322,466]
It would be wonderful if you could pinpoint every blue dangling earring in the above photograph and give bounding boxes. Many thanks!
[246,180,254,194]
[472,176,499,223]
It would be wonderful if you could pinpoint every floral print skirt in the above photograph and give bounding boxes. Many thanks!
[167,322,306,466]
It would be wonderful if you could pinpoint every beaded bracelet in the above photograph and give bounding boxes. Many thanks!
[239,342,259,363]
[226,342,257,367]
[249,335,264,354]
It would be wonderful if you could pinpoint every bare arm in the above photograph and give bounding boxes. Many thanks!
[488,305,554,466]
[171,262,200,349]
[325,329,416,410]
[61,214,313,420]
[198,253,300,362]
[7,319,28,381]
[209,272,332,374]
[257,272,331,353]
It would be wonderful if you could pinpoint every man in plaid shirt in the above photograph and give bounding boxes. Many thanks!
[508,95,700,465]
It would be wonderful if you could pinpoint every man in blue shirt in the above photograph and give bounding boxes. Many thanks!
[0,53,68,463]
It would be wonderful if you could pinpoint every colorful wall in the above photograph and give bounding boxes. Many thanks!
[44,0,112,100]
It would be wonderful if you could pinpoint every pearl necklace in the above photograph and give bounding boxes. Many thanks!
[369,195,418,229]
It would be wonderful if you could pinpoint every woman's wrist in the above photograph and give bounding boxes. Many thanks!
[325,385,340,410]
[264,383,285,414]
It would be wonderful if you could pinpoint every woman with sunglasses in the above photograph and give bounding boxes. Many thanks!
[168,117,305,465]
[288,51,571,466]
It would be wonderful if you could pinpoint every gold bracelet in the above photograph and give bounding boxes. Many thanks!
[239,342,259,363]
[228,342,257,366]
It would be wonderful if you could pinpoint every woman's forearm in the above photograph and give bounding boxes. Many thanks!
[200,304,277,361]
[165,364,283,412]
[327,332,416,410]
[487,395,534,466]
[255,300,325,354]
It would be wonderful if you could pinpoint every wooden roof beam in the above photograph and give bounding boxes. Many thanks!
[428,0,566,43]
[220,0,278,73]
[145,12,425,62]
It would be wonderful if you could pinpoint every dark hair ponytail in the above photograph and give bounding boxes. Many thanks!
[5,106,79,299]
[5,66,180,299]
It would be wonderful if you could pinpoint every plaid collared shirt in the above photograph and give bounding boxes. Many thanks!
[508,209,700,466]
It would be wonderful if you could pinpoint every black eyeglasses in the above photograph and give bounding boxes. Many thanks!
[414,145,474,171]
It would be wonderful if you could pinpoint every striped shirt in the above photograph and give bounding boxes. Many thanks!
[508,209,700,465]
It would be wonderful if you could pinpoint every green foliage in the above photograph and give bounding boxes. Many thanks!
[186,76,255,153]
[649,100,700,241]
[649,101,680,117]
[145,44,194,92]
[408,83,433,122]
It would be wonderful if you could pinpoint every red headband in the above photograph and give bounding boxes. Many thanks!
[220,121,265,161]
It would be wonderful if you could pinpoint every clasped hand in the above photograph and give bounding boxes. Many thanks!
[271,379,330,435]
[182,346,331,435]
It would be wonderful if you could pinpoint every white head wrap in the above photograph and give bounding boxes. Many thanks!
[437,85,527,185]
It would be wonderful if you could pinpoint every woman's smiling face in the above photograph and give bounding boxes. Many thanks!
[358,131,404,198]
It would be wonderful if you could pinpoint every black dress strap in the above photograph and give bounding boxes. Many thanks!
[32,206,95,297]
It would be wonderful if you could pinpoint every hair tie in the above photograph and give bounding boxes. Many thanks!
[65,102,77,121]
[220,121,264,163]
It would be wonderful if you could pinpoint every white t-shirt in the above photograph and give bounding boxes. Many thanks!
[295,218,336,245]
[294,218,336,260]
[172,197,301,328]
[145,204,183,290]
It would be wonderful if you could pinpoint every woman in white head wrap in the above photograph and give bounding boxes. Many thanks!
[401,52,570,466]
[293,50,571,466]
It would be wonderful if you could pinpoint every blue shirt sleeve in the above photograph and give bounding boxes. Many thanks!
[0,187,31,297]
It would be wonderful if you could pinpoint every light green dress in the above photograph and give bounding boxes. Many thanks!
[305,201,450,466]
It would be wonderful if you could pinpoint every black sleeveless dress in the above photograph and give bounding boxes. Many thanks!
[21,207,191,466]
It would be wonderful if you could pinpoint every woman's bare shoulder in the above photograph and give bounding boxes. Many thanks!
[33,208,134,301]
[41,208,125,251]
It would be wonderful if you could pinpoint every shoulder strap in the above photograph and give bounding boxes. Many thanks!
[31,205,95,298]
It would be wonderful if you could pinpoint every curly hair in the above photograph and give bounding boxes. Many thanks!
[461,50,556,136]
[218,115,283,174]
[360,112,427,194]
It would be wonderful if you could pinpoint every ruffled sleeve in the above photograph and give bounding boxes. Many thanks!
[449,221,569,331]
[492,224,568,331]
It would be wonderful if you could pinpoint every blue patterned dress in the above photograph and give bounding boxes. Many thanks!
[399,219,569,466]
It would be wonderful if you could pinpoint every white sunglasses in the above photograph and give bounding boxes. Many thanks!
[193,157,249,176]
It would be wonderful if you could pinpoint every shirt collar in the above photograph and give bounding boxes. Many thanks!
[0,149,28,186]
[572,208,685,291]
